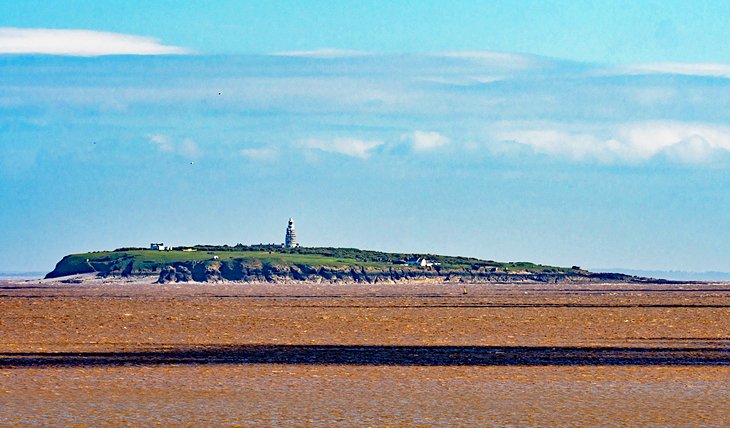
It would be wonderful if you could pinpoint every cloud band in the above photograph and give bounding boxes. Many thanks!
[0,27,190,56]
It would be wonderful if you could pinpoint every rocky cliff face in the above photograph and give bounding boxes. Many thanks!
[151,259,640,284]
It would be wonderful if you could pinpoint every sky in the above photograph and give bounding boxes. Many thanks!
[2,1,730,274]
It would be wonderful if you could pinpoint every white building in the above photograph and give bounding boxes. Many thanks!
[150,243,166,251]
[284,218,299,248]
[404,257,438,267]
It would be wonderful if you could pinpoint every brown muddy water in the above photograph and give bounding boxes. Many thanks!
[1,280,728,426]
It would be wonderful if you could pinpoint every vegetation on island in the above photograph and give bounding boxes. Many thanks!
[45,244,652,284]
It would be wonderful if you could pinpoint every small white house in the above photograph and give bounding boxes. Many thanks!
[404,257,438,267]
[150,243,165,251]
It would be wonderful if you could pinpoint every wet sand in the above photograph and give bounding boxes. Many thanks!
[1,279,729,426]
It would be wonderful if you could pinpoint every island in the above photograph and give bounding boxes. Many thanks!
[45,244,667,284]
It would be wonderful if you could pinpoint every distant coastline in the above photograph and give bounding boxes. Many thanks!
[0,272,46,280]
[592,268,730,282]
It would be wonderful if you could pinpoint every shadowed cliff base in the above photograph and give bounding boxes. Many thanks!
[2,345,728,368]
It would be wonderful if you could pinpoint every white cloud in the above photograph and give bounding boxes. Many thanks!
[148,134,200,159]
[240,147,279,161]
[179,138,201,159]
[661,135,717,164]
[417,75,504,86]
[148,134,174,152]
[302,137,383,159]
[620,62,730,78]
[404,131,450,151]
[270,48,370,58]
[433,51,539,69]
[493,121,730,164]
[0,28,190,56]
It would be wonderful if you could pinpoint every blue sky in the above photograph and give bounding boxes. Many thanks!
[4,0,730,63]
[2,2,730,273]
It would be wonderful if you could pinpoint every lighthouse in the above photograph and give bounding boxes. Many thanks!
[284,218,299,248]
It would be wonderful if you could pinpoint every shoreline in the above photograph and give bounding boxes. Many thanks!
[2,276,727,300]
[31,271,706,286]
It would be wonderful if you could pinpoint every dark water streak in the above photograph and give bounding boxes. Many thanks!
[2,345,728,368]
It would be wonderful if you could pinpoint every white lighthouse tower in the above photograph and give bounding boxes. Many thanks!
[284,218,299,248]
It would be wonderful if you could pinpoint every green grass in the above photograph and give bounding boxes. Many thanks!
[502,261,573,273]
[70,250,392,271]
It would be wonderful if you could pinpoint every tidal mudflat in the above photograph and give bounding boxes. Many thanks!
[1,280,728,426]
